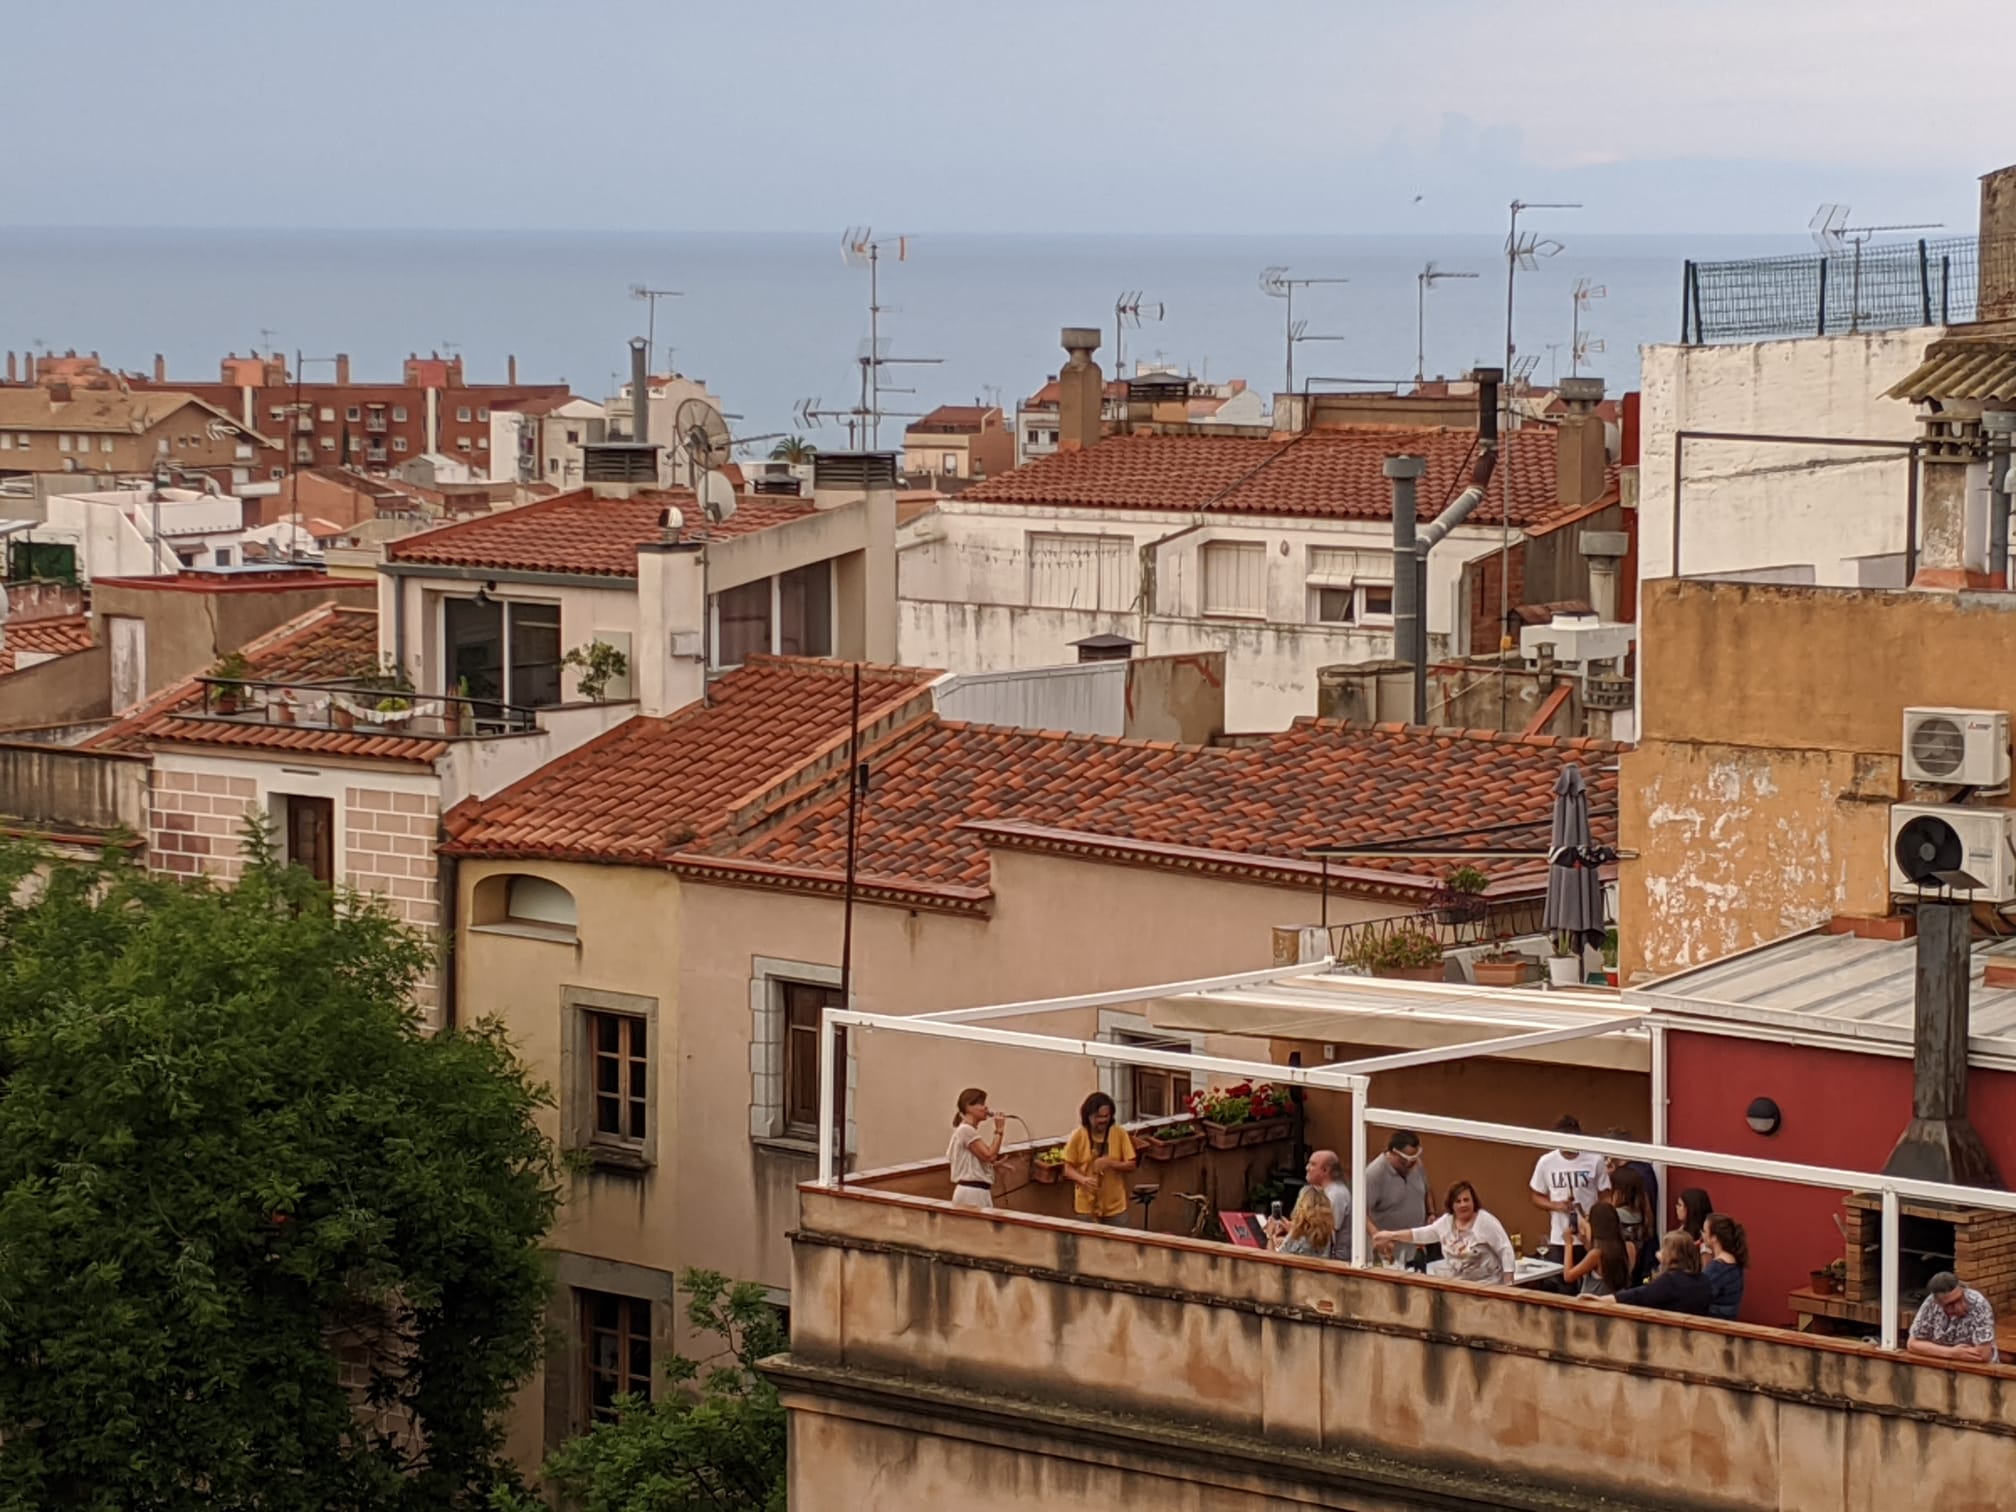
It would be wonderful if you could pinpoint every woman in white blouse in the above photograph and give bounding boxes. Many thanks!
[1372,1180,1516,1285]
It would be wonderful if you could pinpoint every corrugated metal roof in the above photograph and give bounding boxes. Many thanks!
[1886,340,2016,403]
[1631,929,2016,1058]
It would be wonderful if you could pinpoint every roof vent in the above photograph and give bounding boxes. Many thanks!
[581,442,661,486]
[812,452,898,493]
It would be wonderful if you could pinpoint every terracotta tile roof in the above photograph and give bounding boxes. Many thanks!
[383,488,819,577]
[963,427,1607,529]
[440,657,941,861]
[715,718,1621,901]
[1020,380,1129,408]
[0,614,93,674]
[84,606,448,763]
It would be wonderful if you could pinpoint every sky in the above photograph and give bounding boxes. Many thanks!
[6,0,2009,235]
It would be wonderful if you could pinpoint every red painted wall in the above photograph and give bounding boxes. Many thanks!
[1665,1029,2016,1325]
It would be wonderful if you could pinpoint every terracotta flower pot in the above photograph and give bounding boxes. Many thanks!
[1810,1268,1839,1296]
[1373,964,1447,983]
[1031,1158,1065,1184]
[1472,958,1539,987]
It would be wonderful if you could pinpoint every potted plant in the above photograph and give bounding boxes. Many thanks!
[1135,1120,1204,1162]
[1188,1082,1293,1150]
[271,689,296,726]
[1810,1257,1847,1296]
[1344,926,1446,982]
[374,694,414,733]
[210,651,252,715]
[1031,1147,1068,1184]
[562,639,630,702]
[1547,930,1584,988]
[1602,926,1620,988]
[1434,865,1490,926]
[1472,946,1539,987]
[444,676,471,737]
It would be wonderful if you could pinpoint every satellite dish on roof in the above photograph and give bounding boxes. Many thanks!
[674,398,732,477]
[699,470,737,524]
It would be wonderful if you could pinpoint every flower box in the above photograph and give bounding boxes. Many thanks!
[1472,957,1539,987]
[1137,1126,1204,1162]
[1373,964,1447,983]
[1203,1115,1293,1151]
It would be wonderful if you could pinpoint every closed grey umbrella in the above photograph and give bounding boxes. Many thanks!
[1543,764,1605,952]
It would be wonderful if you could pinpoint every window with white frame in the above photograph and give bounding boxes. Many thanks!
[1028,532,1133,611]
[749,958,849,1149]
[1200,540,1265,617]
[1307,546,1394,627]
[562,986,657,1168]
[1097,1009,1201,1123]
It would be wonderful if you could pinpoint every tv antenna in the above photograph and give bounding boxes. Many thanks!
[1113,291,1165,381]
[841,228,940,448]
[1261,267,1348,395]
[1415,262,1478,385]
[1808,204,1943,332]
[630,284,684,372]
[1570,278,1606,376]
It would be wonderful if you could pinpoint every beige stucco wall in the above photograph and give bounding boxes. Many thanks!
[780,1188,2016,1512]
[1622,579,2016,978]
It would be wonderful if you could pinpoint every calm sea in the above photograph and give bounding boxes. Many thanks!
[0,228,1807,444]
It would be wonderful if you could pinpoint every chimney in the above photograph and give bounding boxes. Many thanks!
[4,352,14,383]
[1979,163,2016,326]
[1912,410,1989,588]
[629,337,651,446]
[152,353,166,383]
[335,353,350,385]
[1057,327,1104,452]
[811,452,899,661]
[1883,898,2003,1187]
[811,450,898,511]
[48,381,71,403]
[507,353,518,386]
[1579,529,1630,622]
[634,511,706,717]
[1555,376,1608,509]
[24,353,35,383]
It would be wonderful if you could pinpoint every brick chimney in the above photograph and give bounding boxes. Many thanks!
[1980,163,2016,326]
[1057,327,1104,452]
[152,353,165,382]
[335,353,351,385]
[507,354,518,386]
[1555,376,1609,508]
[5,352,14,383]
[1913,409,1991,588]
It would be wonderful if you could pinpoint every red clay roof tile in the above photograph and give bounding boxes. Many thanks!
[962,427,1606,528]
[0,614,93,675]
[384,488,821,577]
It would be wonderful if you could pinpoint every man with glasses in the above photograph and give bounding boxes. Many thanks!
[1907,1272,1999,1365]
[1363,1130,1434,1268]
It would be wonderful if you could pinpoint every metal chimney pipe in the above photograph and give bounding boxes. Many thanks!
[1386,455,1428,723]
[1883,898,2002,1187]
[1986,409,2014,587]
[629,337,651,446]
[1415,367,1502,554]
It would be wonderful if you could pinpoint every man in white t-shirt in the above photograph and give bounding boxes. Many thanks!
[1529,1114,1609,1261]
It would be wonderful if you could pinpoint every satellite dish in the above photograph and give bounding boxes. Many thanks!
[673,398,731,476]
[699,471,737,524]
[1894,813,1971,887]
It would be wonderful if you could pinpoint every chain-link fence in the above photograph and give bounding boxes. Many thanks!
[1681,235,2016,343]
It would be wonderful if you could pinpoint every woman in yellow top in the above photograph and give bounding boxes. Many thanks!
[1062,1091,1138,1226]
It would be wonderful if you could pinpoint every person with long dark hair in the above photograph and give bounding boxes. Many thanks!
[1701,1213,1749,1320]
[1674,1187,1714,1242]
[1608,1167,1654,1284]
[1562,1201,1635,1297]
[947,1087,1006,1210]
[1062,1090,1138,1226]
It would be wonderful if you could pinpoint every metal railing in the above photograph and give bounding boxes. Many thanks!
[1680,234,2016,344]
[193,676,539,739]
[1325,899,1549,960]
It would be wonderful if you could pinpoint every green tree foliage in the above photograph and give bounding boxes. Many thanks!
[766,436,816,465]
[497,1271,786,1512]
[0,834,560,1510]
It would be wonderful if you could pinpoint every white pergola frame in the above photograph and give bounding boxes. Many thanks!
[817,964,2016,1351]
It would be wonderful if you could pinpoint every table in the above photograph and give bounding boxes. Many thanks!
[1511,1257,1564,1288]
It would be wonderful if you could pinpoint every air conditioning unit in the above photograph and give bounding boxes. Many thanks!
[1889,803,2016,902]
[1902,707,2010,788]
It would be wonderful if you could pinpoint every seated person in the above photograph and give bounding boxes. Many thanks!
[1906,1271,1999,1365]
[1268,1184,1336,1258]
[1374,1180,1515,1286]
[1611,1231,1712,1315]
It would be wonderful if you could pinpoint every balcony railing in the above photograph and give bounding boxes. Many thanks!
[1324,898,1548,959]
[192,677,539,740]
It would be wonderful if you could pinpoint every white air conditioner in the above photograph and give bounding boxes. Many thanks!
[1902,707,2010,788]
[1889,803,2016,902]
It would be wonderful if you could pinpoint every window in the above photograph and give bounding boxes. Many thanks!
[579,1291,651,1421]
[456,437,472,451]
[1124,1033,1193,1119]
[0,435,9,450]
[476,407,489,421]
[587,1010,648,1147]
[319,407,335,422]
[565,428,581,445]
[268,407,285,421]
[942,451,959,474]
[477,437,488,450]
[781,981,838,1138]
[1028,532,1132,611]
[777,563,832,658]
[1047,429,1060,444]
[505,874,576,931]
[319,435,335,450]
[56,435,69,453]
[269,467,283,479]
[714,579,771,669]
[1026,428,1040,445]
[280,795,334,885]
[392,437,408,452]
[1314,586,1356,624]
[100,437,113,453]
[1361,584,1395,622]
[392,406,408,423]
[444,595,563,708]
[237,443,254,459]
[346,406,361,422]
[457,406,472,422]
[547,458,559,475]
[1200,541,1265,616]
[213,548,233,567]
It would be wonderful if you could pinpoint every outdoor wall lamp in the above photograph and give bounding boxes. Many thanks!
[1745,1096,1782,1137]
